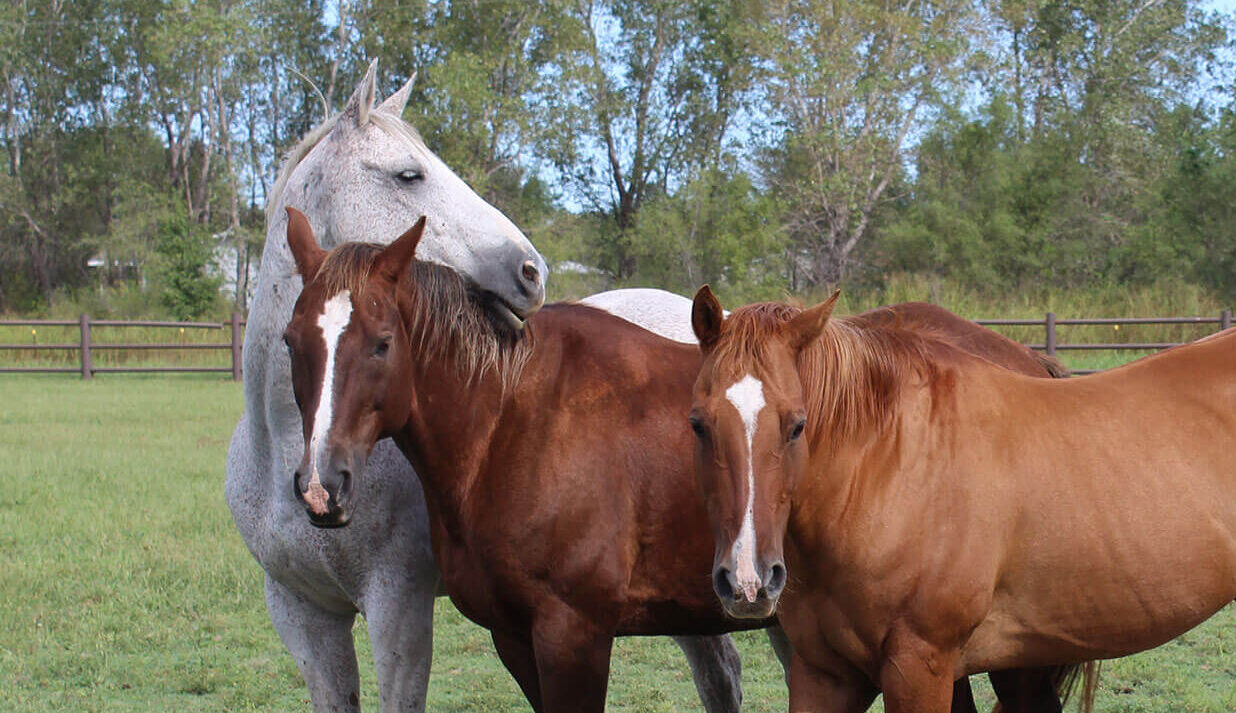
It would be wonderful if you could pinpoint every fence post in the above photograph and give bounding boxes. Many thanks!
[79,314,92,380]
[1223,308,1232,332]
[1045,312,1057,358]
[230,312,243,382]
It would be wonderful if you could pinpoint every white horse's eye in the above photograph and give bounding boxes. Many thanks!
[396,169,424,184]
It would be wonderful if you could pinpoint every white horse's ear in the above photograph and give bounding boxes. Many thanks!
[342,58,380,127]
[378,71,416,117]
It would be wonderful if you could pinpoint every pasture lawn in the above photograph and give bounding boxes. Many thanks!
[0,375,1231,712]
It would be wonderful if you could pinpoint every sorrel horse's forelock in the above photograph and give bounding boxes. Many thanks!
[690,289,1236,713]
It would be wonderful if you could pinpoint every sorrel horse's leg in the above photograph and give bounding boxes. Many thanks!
[672,634,743,713]
[530,606,614,713]
[788,649,877,713]
[878,631,958,713]
[492,630,544,711]
[266,575,362,713]
[364,581,437,712]
[988,668,1064,713]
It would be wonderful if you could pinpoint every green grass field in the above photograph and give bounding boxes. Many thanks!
[0,375,1232,712]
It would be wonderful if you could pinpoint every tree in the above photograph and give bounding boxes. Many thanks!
[537,0,760,279]
[757,0,982,288]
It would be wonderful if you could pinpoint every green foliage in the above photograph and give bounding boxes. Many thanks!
[154,211,223,320]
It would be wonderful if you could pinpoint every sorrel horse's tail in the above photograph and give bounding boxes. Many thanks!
[989,662,1100,713]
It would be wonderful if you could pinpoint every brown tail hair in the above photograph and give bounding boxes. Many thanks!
[1035,351,1071,379]
[988,662,1100,713]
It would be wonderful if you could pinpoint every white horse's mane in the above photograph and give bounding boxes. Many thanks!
[265,108,426,227]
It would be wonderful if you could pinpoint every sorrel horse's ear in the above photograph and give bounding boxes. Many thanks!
[342,58,379,128]
[692,285,725,353]
[375,216,427,283]
[286,207,326,279]
[783,289,841,353]
[378,71,416,117]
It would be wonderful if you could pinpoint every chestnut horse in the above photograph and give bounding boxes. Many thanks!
[280,214,1090,712]
[687,287,1235,713]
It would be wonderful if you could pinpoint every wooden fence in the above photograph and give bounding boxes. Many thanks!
[0,309,1232,379]
[0,314,245,380]
[976,309,1233,374]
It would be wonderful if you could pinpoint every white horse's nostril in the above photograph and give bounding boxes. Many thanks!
[521,260,540,285]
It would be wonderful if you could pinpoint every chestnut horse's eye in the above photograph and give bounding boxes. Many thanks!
[688,414,708,439]
[374,336,393,358]
[788,419,806,442]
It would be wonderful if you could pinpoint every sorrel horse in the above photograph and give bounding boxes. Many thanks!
[687,287,1235,713]
[226,60,750,712]
[280,215,1091,713]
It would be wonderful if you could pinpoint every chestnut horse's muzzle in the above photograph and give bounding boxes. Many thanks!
[292,456,358,529]
[713,559,786,619]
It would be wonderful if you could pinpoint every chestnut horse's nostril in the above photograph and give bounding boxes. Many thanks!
[713,566,738,602]
[521,260,540,286]
[765,561,787,598]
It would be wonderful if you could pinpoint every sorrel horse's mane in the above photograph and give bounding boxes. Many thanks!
[717,301,950,441]
[313,242,531,384]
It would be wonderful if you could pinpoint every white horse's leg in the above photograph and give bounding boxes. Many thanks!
[266,575,361,713]
[672,634,743,713]
[362,580,437,713]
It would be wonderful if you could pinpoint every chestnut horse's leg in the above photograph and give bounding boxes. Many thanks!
[530,606,614,713]
[767,624,795,682]
[988,668,1064,713]
[492,629,544,712]
[788,649,877,713]
[672,635,743,713]
[952,677,978,713]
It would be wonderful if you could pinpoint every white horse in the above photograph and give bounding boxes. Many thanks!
[225,61,757,713]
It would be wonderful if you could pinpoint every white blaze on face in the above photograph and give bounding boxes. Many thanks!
[304,290,352,515]
[724,374,766,602]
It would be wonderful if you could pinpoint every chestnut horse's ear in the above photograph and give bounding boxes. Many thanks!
[286,207,326,279]
[375,216,426,283]
[783,289,840,353]
[692,285,725,353]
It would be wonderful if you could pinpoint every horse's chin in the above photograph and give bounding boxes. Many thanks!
[720,599,778,621]
[479,293,530,337]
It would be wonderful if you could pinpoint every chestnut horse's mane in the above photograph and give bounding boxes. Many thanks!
[314,242,531,385]
[715,302,945,441]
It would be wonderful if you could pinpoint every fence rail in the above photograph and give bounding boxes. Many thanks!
[976,308,1232,374]
[0,314,245,380]
[0,308,1232,379]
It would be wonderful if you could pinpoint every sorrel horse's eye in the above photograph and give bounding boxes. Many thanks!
[688,415,708,439]
[788,419,806,442]
[374,336,393,358]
